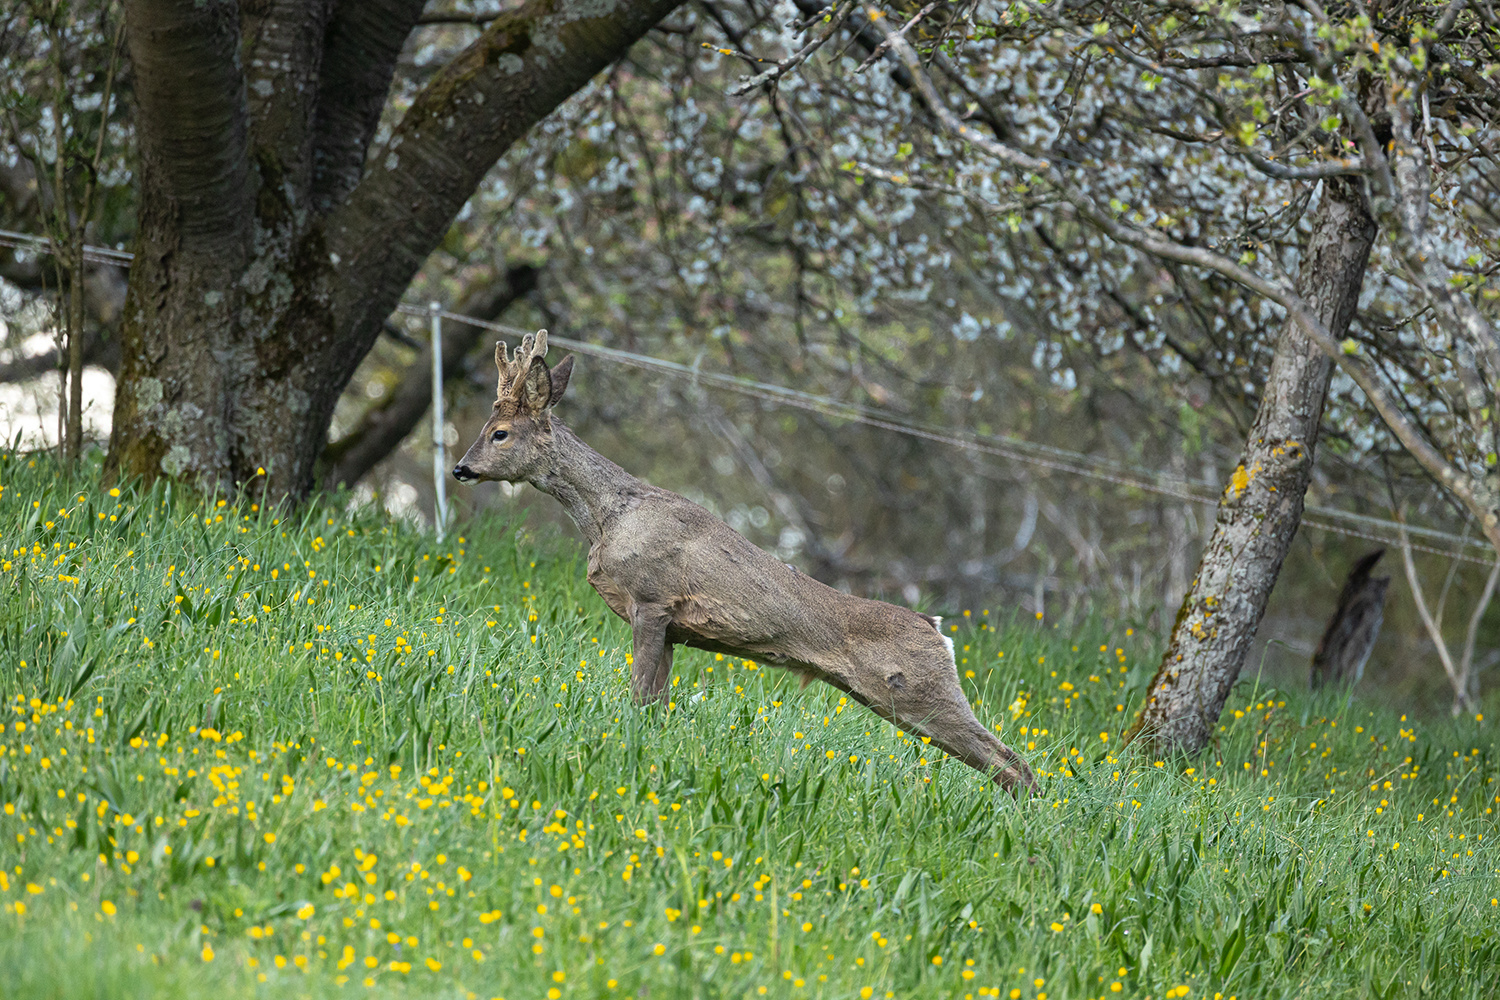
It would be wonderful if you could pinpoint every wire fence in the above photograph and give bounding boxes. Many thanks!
[3,225,1492,566]
[397,305,1497,567]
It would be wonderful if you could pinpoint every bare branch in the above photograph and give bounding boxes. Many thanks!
[1240,153,1369,180]
[1460,555,1500,700]
[725,3,851,97]
[416,11,498,25]
[1395,514,1459,683]
[1161,52,1304,69]
[1397,506,1496,714]
[854,2,938,73]
[849,159,1053,215]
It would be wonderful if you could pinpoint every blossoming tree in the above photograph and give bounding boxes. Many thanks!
[761,0,1499,742]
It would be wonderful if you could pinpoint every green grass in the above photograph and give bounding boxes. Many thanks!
[0,452,1497,1000]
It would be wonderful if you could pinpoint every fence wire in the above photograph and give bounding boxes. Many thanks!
[398,304,1497,567]
[1,226,1489,565]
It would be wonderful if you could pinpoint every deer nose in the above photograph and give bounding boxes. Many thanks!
[452,464,475,482]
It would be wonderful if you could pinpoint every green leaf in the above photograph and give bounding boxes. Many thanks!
[1219,921,1247,979]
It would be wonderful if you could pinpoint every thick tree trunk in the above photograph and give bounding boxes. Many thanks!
[105,0,683,500]
[1125,178,1376,753]
[108,0,254,487]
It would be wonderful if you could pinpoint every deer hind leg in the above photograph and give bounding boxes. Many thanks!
[870,665,1036,794]
[917,701,1036,794]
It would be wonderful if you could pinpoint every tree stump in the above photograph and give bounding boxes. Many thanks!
[1310,548,1390,689]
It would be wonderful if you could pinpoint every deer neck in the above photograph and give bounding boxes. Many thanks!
[528,422,641,545]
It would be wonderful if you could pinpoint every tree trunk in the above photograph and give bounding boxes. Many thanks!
[1125,177,1376,753]
[1309,548,1389,690]
[105,0,683,501]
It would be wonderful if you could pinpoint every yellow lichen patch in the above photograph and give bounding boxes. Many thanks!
[1227,462,1264,498]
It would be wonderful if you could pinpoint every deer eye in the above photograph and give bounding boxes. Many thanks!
[492,429,509,443]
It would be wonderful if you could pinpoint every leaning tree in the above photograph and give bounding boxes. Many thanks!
[105,0,683,500]
[764,0,1499,743]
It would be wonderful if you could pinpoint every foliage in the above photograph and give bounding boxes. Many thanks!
[778,0,1500,543]
[3,1,1484,637]
[0,0,131,458]
[1,455,1496,998]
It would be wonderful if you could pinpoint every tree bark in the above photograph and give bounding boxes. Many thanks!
[1309,548,1389,690]
[108,0,255,487]
[321,264,538,490]
[106,0,684,500]
[1125,177,1376,754]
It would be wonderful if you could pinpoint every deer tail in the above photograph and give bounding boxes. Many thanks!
[920,613,956,661]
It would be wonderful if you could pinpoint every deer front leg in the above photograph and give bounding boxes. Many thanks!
[630,607,673,705]
[651,642,675,702]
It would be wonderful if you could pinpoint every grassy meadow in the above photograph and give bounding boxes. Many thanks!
[1,452,1497,1000]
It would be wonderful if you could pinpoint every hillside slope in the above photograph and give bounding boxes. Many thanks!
[1,455,1496,999]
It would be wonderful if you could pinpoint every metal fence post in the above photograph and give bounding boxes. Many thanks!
[430,301,447,542]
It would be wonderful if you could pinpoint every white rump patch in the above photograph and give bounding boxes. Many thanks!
[931,615,955,660]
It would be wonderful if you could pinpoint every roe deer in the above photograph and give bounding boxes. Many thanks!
[453,332,1036,793]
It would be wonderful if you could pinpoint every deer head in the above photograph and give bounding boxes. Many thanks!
[452,331,574,484]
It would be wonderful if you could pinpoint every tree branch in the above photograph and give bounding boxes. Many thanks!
[321,0,686,385]
[1459,554,1500,707]
[309,0,429,212]
[417,11,501,25]
[725,2,851,97]
[1395,514,1466,703]
[853,3,938,73]
[240,0,336,200]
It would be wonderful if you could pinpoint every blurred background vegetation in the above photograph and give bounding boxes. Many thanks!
[3,0,1496,713]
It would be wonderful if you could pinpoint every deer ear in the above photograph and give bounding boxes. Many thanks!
[520,357,551,413]
[548,355,574,406]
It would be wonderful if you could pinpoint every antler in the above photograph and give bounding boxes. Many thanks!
[494,330,549,399]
